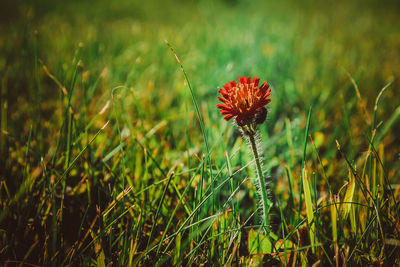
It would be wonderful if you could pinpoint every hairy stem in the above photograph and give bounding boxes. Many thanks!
[248,131,272,232]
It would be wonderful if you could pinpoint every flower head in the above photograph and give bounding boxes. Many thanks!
[217,76,271,124]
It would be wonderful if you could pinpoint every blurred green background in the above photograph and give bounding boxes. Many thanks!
[1,0,400,152]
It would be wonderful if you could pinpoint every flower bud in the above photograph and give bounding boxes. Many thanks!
[254,107,268,125]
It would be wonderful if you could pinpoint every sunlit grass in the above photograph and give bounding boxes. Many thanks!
[1,0,400,265]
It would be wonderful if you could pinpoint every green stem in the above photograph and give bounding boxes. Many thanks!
[248,131,272,231]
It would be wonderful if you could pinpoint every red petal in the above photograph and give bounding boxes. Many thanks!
[252,77,260,87]
[246,76,251,84]
[263,89,271,98]
[223,83,232,91]
[238,77,245,84]
[218,89,229,98]
[220,110,232,115]
[216,104,231,111]
[229,80,237,88]
[224,114,234,120]
[218,96,228,104]
[260,81,269,90]
[259,82,269,94]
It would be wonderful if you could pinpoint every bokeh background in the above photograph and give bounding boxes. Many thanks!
[1,0,400,265]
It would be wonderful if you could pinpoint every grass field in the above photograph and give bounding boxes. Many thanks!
[1,0,400,265]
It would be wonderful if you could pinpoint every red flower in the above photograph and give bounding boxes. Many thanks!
[217,76,271,123]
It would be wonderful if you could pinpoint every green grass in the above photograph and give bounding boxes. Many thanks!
[1,0,400,265]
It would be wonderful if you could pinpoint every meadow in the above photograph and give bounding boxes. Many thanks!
[1,0,400,265]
